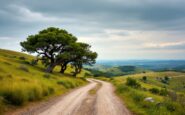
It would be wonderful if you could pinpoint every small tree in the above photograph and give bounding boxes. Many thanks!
[149,88,160,94]
[164,76,169,81]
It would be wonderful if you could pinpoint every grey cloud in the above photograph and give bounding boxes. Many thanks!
[1,0,185,59]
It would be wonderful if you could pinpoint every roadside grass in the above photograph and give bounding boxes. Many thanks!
[0,49,88,114]
[98,71,185,115]
[88,82,102,95]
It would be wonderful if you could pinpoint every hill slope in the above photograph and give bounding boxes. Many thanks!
[101,71,185,115]
[0,49,87,114]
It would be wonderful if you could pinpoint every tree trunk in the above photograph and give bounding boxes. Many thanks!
[60,66,66,73]
[45,63,57,73]
[73,67,81,77]
[60,63,67,74]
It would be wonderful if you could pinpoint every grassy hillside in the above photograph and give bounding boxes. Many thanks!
[86,65,148,77]
[0,49,87,114]
[99,71,185,115]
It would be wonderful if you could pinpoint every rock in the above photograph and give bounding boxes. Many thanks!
[144,97,154,102]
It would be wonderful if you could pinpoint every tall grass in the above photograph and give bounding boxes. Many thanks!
[107,71,185,115]
[0,49,87,114]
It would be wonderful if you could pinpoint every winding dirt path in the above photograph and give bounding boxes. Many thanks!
[94,79,131,115]
[17,79,131,115]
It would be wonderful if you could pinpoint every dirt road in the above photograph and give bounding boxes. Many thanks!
[19,79,130,115]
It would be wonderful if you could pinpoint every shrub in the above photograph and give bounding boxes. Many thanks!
[30,59,38,66]
[22,61,30,65]
[164,76,169,81]
[142,76,147,82]
[160,76,170,84]
[19,65,29,72]
[126,77,141,88]
[19,56,26,60]
[149,88,160,94]
[161,79,168,84]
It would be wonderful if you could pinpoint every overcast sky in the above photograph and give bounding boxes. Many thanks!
[0,0,185,60]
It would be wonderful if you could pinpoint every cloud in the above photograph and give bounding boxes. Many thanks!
[0,37,12,40]
[0,0,185,59]
[144,41,185,48]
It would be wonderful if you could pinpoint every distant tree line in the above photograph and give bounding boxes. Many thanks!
[20,27,97,76]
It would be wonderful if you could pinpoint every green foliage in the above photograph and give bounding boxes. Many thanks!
[20,27,98,74]
[142,76,147,82]
[19,56,26,60]
[30,59,38,66]
[164,76,169,81]
[149,88,160,94]
[126,77,141,88]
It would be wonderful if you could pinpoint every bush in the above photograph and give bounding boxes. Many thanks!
[22,61,30,65]
[149,88,168,96]
[19,65,29,72]
[160,76,170,84]
[142,76,147,82]
[30,59,38,66]
[149,88,160,94]
[19,56,26,60]
[126,77,141,88]
[164,76,169,81]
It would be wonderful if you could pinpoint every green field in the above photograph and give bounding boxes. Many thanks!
[0,49,87,114]
[99,71,185,115]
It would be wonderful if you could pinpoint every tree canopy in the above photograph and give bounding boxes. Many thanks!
[20,27,97,75]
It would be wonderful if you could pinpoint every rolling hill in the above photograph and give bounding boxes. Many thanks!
[99,71,185,115]
[86,65,149,77]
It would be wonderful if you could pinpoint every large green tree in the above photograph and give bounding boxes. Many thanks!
[20,27,98,75]
[20,27,77,73]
